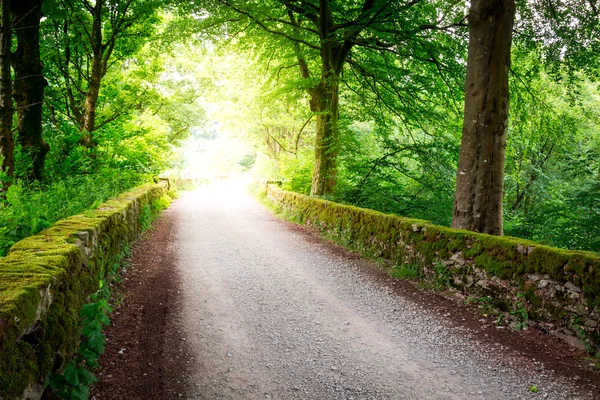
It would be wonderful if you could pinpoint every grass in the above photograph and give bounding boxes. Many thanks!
[0,170,148,257]
[390,263,422,280]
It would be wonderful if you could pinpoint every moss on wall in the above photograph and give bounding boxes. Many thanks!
[266,185,600,349]
[0,182,167,399]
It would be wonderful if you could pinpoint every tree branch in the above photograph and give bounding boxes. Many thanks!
[219,0,321,50]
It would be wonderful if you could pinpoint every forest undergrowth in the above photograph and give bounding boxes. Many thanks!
[0,170,149,257]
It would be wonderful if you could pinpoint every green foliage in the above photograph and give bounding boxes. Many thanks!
[390,263,422,280]
[47,245,129,400]
[432,261,453,291]
[139,193,172,231]
[167,185,180,199]
[48,362,96,400]
[511,293,530,330]
[504,50,600,252]
[139,204,154,232]
[0,171,147,257]
[279,150,314,196]
[152,195,172,212]
[46,184,170,399]
[238,154,256,171]
[466,296,495,316]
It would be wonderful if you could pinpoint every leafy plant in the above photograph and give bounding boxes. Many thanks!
[432,261,453,291]
[467,296,494,316]
[139,204,153,231]
[48,361,97,400]
[511,292,530,330]
[48,294,111,399]
[47,243,138,398]
[529,385,539,393]
[495,314,505,326]
[152,196,172,212]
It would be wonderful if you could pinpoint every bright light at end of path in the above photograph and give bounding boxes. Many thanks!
[192,177,255,209]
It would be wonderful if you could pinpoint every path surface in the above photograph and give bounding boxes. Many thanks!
[93,181,600,400]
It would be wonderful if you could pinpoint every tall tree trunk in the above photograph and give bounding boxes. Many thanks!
[12,0,49,181]
[283,0,379,196]
[309,0,340,196]
[0,0,13,192]
[310,80,339,196]
[451,0,515,235]
[80,0,103,148]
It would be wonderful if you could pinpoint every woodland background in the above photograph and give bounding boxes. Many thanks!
[1,0,600,255]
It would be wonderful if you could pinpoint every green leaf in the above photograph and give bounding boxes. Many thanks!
[79,346,99,367]
[63,362,80,386]
[529,385,539,393]
[84,357,99,369]
[48,374,67,391]
[82,320,102,337]
[81,303,98,318]
[77,367,98,385]
[70,385,90,400]
[87,329,106,354]
[99,313,111,326]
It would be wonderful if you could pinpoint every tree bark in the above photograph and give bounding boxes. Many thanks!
[80,0,104,148]
[308,0,341,196]
[451,0,515,235]
[0,0,13,191]
[11,0,49,181]
[309,80,340,196]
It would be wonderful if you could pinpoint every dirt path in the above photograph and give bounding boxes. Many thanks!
[93,181,600,400]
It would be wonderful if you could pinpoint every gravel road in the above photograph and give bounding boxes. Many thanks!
[162,181,598,400]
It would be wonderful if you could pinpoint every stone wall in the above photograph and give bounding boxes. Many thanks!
[0,182,168,400]
[266,185,600,350]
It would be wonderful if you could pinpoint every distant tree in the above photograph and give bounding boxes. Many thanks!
[45,0,161,148]
[206,0,466,196]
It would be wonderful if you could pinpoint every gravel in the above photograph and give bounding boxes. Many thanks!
[172,181,598,400]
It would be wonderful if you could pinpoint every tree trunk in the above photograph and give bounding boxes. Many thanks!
[80,0,104,148]
[11,0,49,181]
[451,0,515,235]
[0,0,13,191]
[310,81,339,196]
[309,0,340,197]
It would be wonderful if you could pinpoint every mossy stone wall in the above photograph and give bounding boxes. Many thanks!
[266,185,600,348]
[0,182,167,400]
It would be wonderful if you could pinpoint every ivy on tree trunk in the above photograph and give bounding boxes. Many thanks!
[310,82,339,196]
[307,1,343,196]
[286,0,377,196]
[452,0,515,235]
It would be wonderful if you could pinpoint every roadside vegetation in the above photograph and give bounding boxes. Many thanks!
[2,2,600,397]
[0,3,599,252]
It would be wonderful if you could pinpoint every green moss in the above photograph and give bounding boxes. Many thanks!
[265,185,600,349]
[0,336,38,397]
[0,181,169,399]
